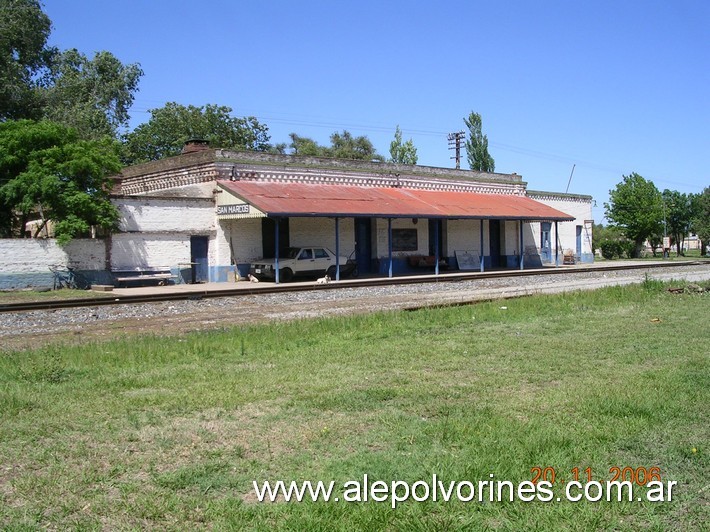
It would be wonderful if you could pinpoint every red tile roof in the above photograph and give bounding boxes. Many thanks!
[218,180,574,221]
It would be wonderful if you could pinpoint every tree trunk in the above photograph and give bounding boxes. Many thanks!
[675,234,683,256]
[634,239,645,258]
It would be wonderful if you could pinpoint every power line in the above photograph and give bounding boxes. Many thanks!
[125,102,707,190]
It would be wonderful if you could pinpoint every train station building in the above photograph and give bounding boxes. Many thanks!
[110,141,594,283]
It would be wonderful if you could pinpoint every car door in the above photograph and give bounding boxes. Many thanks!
[312,248,333,275]
[296,248,316,275]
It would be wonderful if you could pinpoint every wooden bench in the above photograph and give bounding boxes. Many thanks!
[112,267,177,287]
[407,255,449,270]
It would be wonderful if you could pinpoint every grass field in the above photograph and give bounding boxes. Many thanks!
[1,282,708,530]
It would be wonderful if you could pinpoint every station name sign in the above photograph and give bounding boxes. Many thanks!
[217,204,250,215]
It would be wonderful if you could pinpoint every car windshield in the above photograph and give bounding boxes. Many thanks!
[285,247,302,259]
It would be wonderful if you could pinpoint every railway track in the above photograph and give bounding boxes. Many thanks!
[2,261,707,314]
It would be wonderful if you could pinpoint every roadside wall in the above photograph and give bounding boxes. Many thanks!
[0,239,108,290]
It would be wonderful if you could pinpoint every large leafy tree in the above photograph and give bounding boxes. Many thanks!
[389,125,418,165]
[0,1,142,140]
[604,173,663,257]
[43,49,143,140]
[661,189,693,256]
[691,187,710,256]
[122,102,271,164]
[464,111,495,172]
[0,120,121,243]
[0,0,54,120]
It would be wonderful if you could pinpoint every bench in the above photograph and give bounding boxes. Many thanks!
[112,267,177,287]
[407,255,449,270]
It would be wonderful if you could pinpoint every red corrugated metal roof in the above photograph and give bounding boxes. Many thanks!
[218,180,574,221]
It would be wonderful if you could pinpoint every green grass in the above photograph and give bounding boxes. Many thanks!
[1,284,708,530]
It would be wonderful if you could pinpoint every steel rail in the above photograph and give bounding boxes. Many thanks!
[1,261,707,314]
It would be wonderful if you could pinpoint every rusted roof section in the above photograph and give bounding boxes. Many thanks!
[218,180,574,221]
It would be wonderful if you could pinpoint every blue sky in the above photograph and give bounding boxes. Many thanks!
[44,1,709,222]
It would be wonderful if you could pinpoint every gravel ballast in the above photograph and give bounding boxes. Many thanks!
[2,263,708,350]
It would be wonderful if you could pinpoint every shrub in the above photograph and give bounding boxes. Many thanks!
[600,240,619,259]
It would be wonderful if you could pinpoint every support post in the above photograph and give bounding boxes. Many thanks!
[388,218,393,278]
[480,219,485,272]
[334,217,340,281]
[274,217,280,283]
[434,219,440,276]
[554,220,559,268]
[519,219,524,270]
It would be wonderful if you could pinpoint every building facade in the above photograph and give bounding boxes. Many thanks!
[0,144,594,289]
[110,144,593,283]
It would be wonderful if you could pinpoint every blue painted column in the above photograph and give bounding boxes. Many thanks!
[274,218,280,284]
[388,218,393,278]
[554,220,559,268]
[334,217,340,281]
[480,219,485,272]
[519,219,524,270]
[434,219,440,276]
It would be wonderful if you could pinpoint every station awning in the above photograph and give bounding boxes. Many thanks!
[216,180,574,221]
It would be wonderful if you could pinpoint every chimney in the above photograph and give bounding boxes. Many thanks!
[182,138,211,154]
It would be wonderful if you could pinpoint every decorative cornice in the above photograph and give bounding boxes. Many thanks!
[527,190,593,202]
[228,166,527,196]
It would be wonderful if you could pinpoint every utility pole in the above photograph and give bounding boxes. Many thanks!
[565,164,576,194]
[448,131,465,169]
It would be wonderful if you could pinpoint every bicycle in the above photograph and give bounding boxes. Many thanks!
[48,265,90,290]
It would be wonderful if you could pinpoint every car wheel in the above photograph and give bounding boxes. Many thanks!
[326,266,337,278]
[280,268,293,282]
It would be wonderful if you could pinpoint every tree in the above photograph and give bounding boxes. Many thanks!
[604,173,663,257]
[661,189,692,256]
[0,120,121,244]
[329,130,384,161]
[691,187,710,256]
[389,125,418,165]
[0,0,55,120]
[288,133,325,157]
[42,49,143,140]
[121,103,271,164]
[1,2,142,139]
[286,130,384,161]
[464,111,495,172]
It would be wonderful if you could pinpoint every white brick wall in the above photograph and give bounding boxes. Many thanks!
[447,219,485,256]
[221,218,264,263]
[0,239,107,273]
[110,233,191,269]
[116,197,215,233]
[290,218,356,257]
[528,196,594,256]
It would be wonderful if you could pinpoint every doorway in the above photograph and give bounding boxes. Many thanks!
[489,220,502,268]
[541,222,551,263]
[261,218,290,258]
[354,218,372,274]
[190,236,209,283]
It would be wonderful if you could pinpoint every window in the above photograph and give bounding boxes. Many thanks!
[392,228,418,252]
[313,248,329,258]
[299,249,313,260]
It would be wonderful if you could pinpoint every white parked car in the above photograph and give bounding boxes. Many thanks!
[249,246,356,282]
